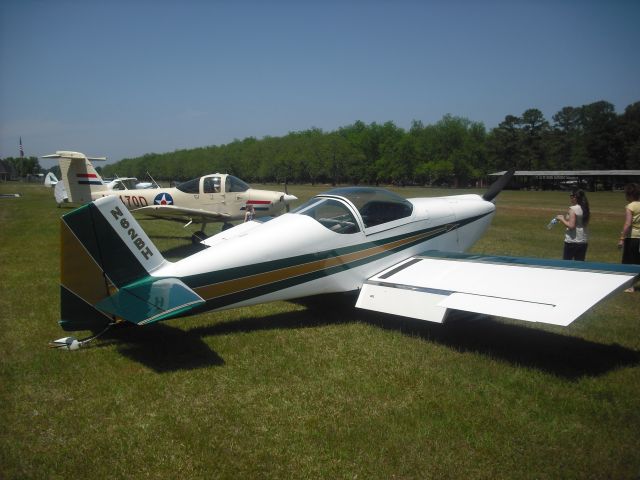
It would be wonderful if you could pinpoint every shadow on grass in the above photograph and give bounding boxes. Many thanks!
[190,307,350,338]
[359,309,640,380]
[102,323,225,373]
[100,294,640,379]
[193,296,640,380]
[99,303,349,373]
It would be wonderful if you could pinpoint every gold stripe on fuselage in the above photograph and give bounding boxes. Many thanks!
[193,227,446,301]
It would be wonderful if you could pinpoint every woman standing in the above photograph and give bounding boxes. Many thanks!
[618,183,640,291]
[557,189,590,261]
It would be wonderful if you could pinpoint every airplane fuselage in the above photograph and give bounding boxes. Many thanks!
[153,191,496,313]
[45,151,295,221]
[91,185,290,220]
[55,174,640,345]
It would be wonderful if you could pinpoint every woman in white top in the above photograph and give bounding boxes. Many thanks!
[557,189,590,261]
[619,183,640,291]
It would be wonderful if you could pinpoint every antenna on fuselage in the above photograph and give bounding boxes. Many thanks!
[146,171,161,189]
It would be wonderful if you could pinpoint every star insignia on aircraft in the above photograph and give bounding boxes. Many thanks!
[154,193,174,206]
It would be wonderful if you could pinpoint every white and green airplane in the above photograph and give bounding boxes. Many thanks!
[52,170,640,350]
[43,151,297,234]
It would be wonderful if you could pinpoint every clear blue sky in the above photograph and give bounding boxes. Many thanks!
[1,0,639,167]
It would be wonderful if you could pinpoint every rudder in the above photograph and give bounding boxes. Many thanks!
[60,196,168,331]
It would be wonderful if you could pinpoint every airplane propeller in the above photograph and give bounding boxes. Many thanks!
[482,168,515,202]
[284,181,293,212]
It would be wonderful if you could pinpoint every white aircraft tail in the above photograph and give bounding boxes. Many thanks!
[44,172,58,187]
[58,195,203,333]
[42,151,107,204]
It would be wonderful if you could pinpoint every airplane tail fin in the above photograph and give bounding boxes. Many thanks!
[59,196,203,332]
[44,172,58,187]
[43,151,107,203]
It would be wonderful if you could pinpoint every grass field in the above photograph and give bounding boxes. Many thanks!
[1,183,639,479]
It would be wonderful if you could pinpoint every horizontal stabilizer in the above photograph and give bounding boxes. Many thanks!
[357,251,640,326]
[42,151,107,161]
[96,277,205,326]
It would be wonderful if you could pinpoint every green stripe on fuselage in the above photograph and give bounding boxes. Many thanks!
[184,213,489,311]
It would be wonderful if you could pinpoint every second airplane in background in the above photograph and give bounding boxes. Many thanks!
[44,151,297,233]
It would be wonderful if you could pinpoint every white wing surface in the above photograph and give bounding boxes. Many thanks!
[132,205,231,221]
[356,251,640,327]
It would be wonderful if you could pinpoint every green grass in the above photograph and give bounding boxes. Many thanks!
[1,183,640,479]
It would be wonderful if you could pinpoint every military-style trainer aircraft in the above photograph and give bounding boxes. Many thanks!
[43,151,297,232]
[52,171,640,350]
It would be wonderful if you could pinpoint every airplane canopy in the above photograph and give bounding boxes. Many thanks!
[322,187,414,228]
[176,174,251,195]
[292,187,415,232]
[109,178,139,190]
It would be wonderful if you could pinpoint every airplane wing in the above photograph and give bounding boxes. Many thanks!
[132,205,232,222]
[356,251,640,327]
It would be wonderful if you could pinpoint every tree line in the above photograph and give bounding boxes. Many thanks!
[7,99,635,187]
[1,156,41,178]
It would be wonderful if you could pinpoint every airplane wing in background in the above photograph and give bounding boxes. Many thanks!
[132,205,232,223]
[356,251,640,327]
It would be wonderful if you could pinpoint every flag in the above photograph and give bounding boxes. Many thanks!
[19,137,24,158]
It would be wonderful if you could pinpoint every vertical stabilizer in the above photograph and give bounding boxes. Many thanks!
[60,196,169,331]
[42,151,107,203]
